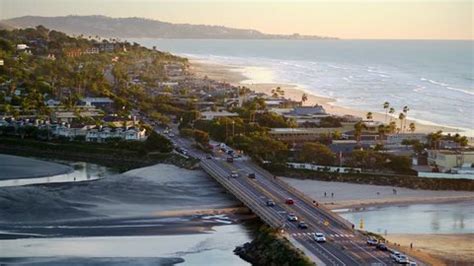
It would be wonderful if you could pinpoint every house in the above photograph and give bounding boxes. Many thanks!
[201,111,239,120]
[329,140,365,155]
[427,149,474,172]
[283,105,329,126]
[85,126,146,142]
[386,133,428,146]
[269,127,343,143]
[50,108,102,123]
[79,97,114,108]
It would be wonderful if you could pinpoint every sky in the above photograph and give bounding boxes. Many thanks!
[0,0,472,40]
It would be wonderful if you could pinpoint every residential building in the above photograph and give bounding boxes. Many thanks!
[80,97,114,108]
[427,149,474,172]
[269,127,343,143]
[201,111,239,120]
[386,133,428,146]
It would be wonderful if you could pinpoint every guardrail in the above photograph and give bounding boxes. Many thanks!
[200,161,282,228]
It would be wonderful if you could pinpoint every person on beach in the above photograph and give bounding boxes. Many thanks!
[331,192,334,198]
[324,192,327,197]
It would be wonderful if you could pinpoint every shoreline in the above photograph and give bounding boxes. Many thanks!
[190,59,466,136]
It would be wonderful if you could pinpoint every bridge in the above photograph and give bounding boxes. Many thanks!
[167,129,419,265]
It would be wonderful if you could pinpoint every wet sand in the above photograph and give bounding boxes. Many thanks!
[191,59,462,135]
[0,154,72,180]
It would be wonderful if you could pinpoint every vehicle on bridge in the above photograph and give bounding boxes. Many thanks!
[230,171,239,178]
[298,221,308,229]
[395,254,409,264]
[266,199,275,206]
[376,243,388,251]
[226,156,234,163]
[285,198,294,205]
[314,233,326,243]
[287,213,298,221]
[367,238,378,246]
[247,172,256,179]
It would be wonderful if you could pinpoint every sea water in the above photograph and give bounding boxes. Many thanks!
[134,39,473,135]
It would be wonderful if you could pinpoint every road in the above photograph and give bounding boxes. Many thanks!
[161,126,419,265]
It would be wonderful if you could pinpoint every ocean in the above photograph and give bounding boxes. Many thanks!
[134,39,473,135]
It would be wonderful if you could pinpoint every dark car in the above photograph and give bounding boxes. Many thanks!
[285,198,294,205]
[376,243,388,251]
[298,221,308,229]
[266,200,275,206]
[226,157,234,163]
[247,173,256,179]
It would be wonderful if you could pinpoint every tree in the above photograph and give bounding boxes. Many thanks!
[409,122,416,133]
[299,142,336,165]
[145,131,173,152]
[366,112,373,120]
[398,113,406,133]
[354,121,367,145]
[194,129,209,145]
[402,105,410,131]
[383,101,390,122]
[301,93,308,105]
[389,107,395,121]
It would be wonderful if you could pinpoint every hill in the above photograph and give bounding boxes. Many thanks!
[2,15,336,40]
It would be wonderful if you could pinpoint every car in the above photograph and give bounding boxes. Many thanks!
[266,200,275,206]
[408,262,417,266]
[247,173,256,179]
[376,243,388,251]
[314,233,326,243]
[287,213,298,222]
[367,238,378,246]
[395,255,409,264]
[206,155,213,159]
[226,157,234,163]
[298,221,308,229]
[168,133,175,137]
[230,171,239,178]
[285,198,294,205]
[391,251,401,260]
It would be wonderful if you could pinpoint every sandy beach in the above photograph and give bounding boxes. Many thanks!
[281,177,474,210]
[190,59,461,135]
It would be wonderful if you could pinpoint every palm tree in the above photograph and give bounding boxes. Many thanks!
[398,113,406,133]
[409,122,416,133]
[301,93,308,105]
[377,124,386,145]
[389,107,395,121]
[366,112,373,120]
[354,121,367,145]
[402,105,410,131]
[383,101,390,122]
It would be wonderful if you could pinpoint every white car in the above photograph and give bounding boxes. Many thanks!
[391,251,401,260]
[314,233,326,243]
[396,255,409,264]
[287,213,298,221]
[230,171,239,178]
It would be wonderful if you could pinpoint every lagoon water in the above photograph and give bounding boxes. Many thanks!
[339,201,474,235]
[135,39,473,135]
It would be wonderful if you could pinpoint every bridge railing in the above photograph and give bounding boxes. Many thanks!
[200,161,282,228]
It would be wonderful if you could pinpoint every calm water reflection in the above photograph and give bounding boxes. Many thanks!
[339,201,474,234]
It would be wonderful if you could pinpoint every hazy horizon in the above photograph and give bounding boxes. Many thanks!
[0,0,472,40]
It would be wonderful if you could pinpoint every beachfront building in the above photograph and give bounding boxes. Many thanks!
[79,97,114,108]
[85,126,146,142]
[269,127,343,143]
[200,111,239,121]
[427,149,474,172]
[282,105,330,126]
